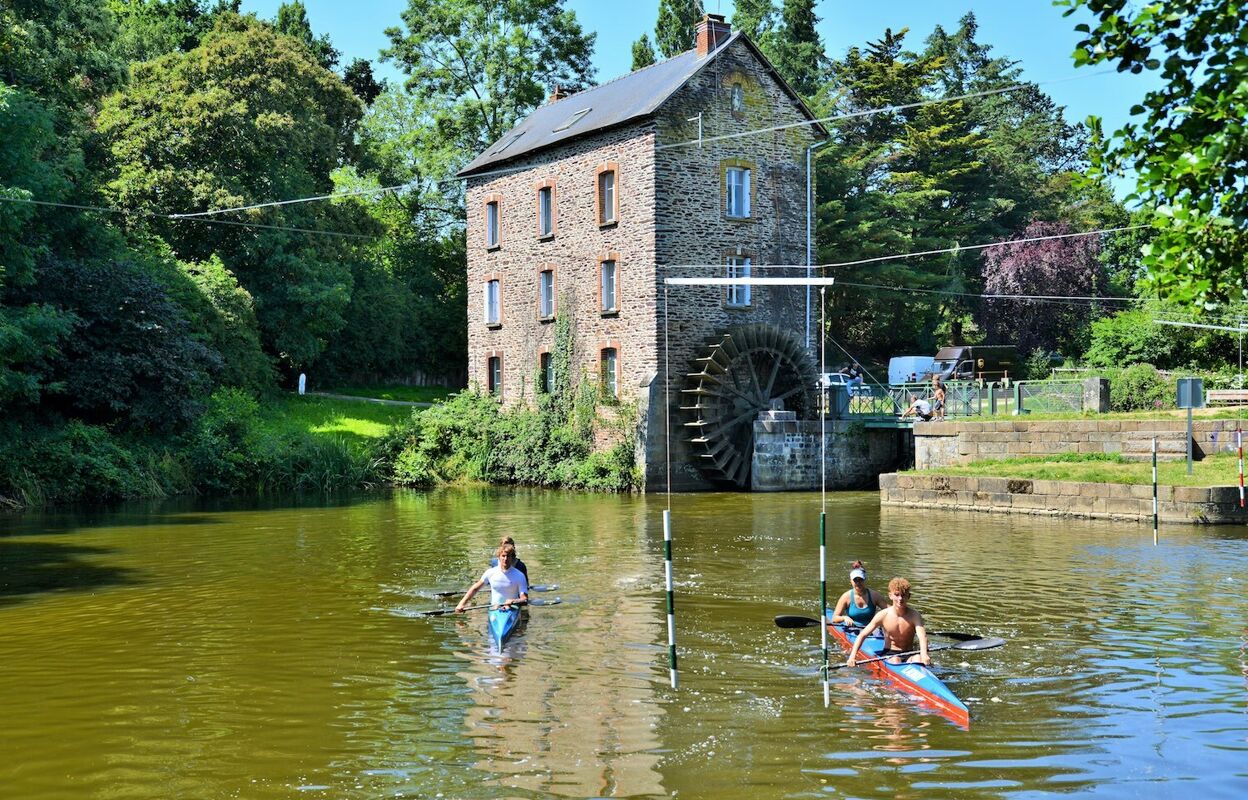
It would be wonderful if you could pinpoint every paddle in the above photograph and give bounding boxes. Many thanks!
[773,614,985,642]
[833,637,1005,670]
[416,597,561,617]
[433,583,559,599]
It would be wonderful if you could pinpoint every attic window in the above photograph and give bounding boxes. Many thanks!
[493,132,525,154]
[552,108,591,133]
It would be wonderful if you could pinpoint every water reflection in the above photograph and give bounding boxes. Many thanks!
[0,490,1246,798]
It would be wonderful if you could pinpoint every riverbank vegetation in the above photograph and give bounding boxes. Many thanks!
[917,452,1244,488]
[3,1,1243,510]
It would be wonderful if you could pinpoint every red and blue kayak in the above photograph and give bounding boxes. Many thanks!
[488,605,521,648]
[825,611,970,728]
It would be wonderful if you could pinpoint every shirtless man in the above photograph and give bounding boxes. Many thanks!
[845,577,931,666]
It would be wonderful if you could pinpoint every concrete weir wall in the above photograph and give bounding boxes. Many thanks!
[752,415,902,491]
[880,473,1248,525]
[914,418,1248,469]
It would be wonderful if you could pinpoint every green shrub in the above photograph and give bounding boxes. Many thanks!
[1023,348,1054,381]
[0,421,163,507]
[1110,363,1173,411]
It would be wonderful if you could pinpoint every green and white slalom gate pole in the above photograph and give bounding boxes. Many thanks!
[664,508,677,689]
[1152,437,1159,546]
[1238,427,1244,509]
[818,286,830,708]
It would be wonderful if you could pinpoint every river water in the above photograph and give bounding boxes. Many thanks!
[1,490,1246,799]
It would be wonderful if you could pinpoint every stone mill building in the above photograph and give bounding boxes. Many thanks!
[459,15,830,491]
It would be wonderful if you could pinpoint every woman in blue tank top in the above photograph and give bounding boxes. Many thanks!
[830,560,886,627]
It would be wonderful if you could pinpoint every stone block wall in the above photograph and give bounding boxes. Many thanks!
[752,420,903,491]
[880,473,1248,525]
[914,418,1248,469]
[651,37,821,490]
[465,120,659,408]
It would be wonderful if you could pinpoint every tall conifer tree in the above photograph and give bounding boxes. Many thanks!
[631,33,656,70]
[654,0,702,58]
[771,0,826,97]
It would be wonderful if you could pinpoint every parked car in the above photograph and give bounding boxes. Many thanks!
[932,345,1019,382]
[888,356,935,385]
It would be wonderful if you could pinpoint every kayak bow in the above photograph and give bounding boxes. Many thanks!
[825,611,971,728]
[488,605,521,648]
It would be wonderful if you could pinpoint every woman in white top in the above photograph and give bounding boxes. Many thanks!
[455,543,529,611]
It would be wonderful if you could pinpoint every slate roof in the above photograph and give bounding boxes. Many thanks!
[457,33,827,178]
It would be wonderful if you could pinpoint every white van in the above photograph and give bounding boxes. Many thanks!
[888,356,935,386]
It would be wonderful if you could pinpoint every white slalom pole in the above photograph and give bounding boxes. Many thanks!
[663,508,677,689]
[1152,437,1159,546]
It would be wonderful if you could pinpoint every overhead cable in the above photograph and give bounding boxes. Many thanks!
[0,195,378,240]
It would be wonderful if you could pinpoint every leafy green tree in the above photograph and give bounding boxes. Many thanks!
[273,0,338,70]
[17,256,221,432]
[1060,0,1248,306]
[770,0,826,97]
[106,0,240,62]
[343,57,384,105]
[655,0,702,58]
[383,0,595,174]
[98,13,368,371]
[631,33,656,70]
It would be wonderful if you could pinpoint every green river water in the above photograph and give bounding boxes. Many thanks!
[1,489,1246,799]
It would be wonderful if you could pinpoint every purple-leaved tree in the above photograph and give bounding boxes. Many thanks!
[979,221,1105,356]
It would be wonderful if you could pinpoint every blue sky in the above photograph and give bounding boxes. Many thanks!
[241,0,1159,191]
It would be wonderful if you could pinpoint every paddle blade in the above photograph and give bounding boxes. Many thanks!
[529,583,559,592]
[774,614,822,629]
[415,607,457,617]
[527,598,561,607]
[950,636,1006,651]
[932,630,983,642]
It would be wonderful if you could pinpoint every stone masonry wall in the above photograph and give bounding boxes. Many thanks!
[752,418,903,491]
[651,37,821,491]
[914,418,1248,470]
[465,119,659,408]
[880,473,1248,525]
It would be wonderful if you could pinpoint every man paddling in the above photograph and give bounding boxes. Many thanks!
[456,543,528,612]
[845,577,931,666]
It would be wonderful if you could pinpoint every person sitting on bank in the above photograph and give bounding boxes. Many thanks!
[846,577,931,666]
[900,394,934,421]
[844,362,864,389]
[456,543,529,612]
[830,560,887,628]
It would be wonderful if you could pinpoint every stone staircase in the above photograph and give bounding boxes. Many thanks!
[1119,429,1191,461]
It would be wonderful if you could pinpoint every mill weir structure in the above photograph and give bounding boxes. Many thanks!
[459,14,834,491]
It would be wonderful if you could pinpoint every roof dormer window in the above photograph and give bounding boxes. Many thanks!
[552,108,591,133]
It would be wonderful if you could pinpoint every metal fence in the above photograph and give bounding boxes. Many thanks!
[828,379,1088,419]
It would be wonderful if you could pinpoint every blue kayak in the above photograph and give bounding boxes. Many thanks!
[825,611,970,728]
[488,605,521,648]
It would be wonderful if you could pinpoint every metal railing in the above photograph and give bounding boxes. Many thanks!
[825,379,1089,420]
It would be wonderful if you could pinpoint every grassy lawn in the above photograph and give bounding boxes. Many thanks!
[265,395,416,452]
[319,384,456,403]
[918,452,1245,487]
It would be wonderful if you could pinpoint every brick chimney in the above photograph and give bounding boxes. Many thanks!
[547,85,569,104]
[696,13,731,56]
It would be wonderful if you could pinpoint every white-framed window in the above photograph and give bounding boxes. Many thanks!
[600,347,619,399]
[539,351,554,393]
[538,269,555,318]
[484,278,501,325]
[726,166,750,218]
[726,255,751,307]
[731,82,744,113]
[538,186,553,237]
[487,355,502,396]
[597,169,616,225]
[600,259,617,313]
[485,200,500,247]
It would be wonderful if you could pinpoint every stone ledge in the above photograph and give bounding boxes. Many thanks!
[882,472,1248,525]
